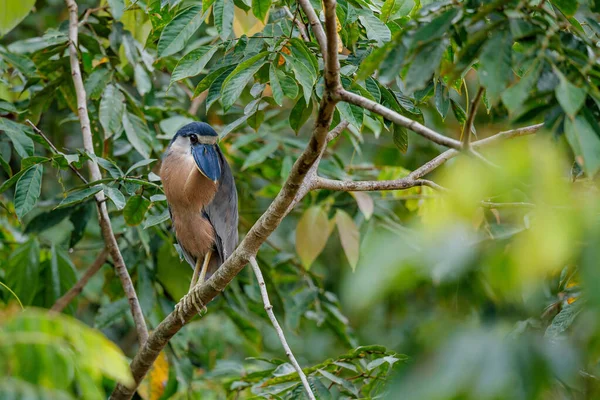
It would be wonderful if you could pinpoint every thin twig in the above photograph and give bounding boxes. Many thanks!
[462,86,484,149]
[249,257,315,400]
[64,0,148,345]
[284,6,309,41]
[51,250,108,312]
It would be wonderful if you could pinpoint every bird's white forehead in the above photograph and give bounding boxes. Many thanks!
[170,135,192,155]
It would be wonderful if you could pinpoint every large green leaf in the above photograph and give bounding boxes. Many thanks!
[102,185,126,210]
[124,195,151,226]
[206,65,235,111]
[252,0,271,22]
[0,118,34,158]
[221,52,269,110]
[479,30,513,105]
[406,39,448,92]
[14,164,43,220]
[0,0,36,36]
[99,84,125,139]
[555,74,587,118]
[358,11,391,45]
[44,246,77,308]
[565,114,600,177]
[213,0,234,40]
[289,96,314,133]
[170,46,220,85]
[5,239,40,305]
[501,61,542,115]
[122,112,152,158]
[283,53,316,104]
[157,5,205,57]
[57,187,102,209]
[269,64,284,106]
[242,141,278,170]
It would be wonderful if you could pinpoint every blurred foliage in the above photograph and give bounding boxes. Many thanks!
[1,0,600,398]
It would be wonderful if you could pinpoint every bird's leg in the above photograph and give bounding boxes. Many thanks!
[189,257,203,292]
[197,250,212,285]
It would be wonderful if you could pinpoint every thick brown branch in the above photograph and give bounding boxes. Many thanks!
[51,250,108,312]
[109,3,342,399]
[338,89,462,149]
[64,0,148,345]
[323,0,340,91]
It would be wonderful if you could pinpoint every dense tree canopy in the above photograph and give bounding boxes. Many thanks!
[1,0,600,399]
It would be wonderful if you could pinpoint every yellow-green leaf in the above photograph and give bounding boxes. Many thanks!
[336,210,360,271]
[296,206,333,269]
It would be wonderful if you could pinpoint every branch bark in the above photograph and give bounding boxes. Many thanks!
[109,1,342,398]
[64,0,148,345]
[284,6,310,41]
[249,257,315,399]
[338,89,462,149]
[462,86,484,149]
[51,250,108,312]
[297,0,327,59]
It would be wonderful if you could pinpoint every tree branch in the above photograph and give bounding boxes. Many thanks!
[51,250,108,312]
[109,2,342,398]
[297,0,327,59]
[249,257,315,399]
[64,0,148,345]
[284,6,309,41]
[462,86,484,149]
[338,89,462,149]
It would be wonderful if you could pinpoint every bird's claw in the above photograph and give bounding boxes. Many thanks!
[173,289,207,324]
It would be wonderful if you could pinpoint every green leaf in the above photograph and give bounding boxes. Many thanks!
[57,187,102,209]
[296,206,333,269]
[0,118,34,158]
[193,65,231,97]
[242,141,278,170]
[126,158,157,175]
[102,185,126,210]
[392,124,408,154]
[221,52,269,110]
[44,245,77,308]
[551,0,578,17]
[411,8,458,47]
[555,74,587,118]
[356,45,389,81]
[6,239,40,305]
[206,65,235,111]
[107,0,125,19]
[435,80,450,119]
[124,195,151,226]
[84,68,113,100]
[358,12,391,46]
[122,112,152,158]
[289,96,313,133]
[14,164,43,220]
[170,46,220,85]
[157,5,205,57]
[134,64,152,96]
[24,206,74,234]
[69,204,92,247]
[95,298,130,329]
[501,61,542,115]
[225,307,262,345]
[479,30,513,105]
[99,84,125,139]
[0,0,36,36]
[0,166,28,194]
[143,208,170,229]
[252,0,271,22]
[269,64,284,106]
[565,114,600,177]
[336,210,360,271]
[278,70,299,99]
[214,0,234,40]
[406,39,448,92]
[283,53,315,104]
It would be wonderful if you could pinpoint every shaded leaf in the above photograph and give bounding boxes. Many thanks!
[336,210,360,271]
[14,164,43,220]
[0,118,34,158]
[57,187,102,209]
[565,114,600,177]
[124,195,151,226]
[479,30,513,105]
[296,206,333,269]
[221,52,269,110]
[99,84,125,139]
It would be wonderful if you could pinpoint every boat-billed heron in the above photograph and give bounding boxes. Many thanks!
[160,122,238,290]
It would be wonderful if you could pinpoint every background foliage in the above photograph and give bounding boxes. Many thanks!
[1,0,600,398]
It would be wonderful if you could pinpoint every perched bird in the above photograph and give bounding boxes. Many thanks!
[160,122,238,290]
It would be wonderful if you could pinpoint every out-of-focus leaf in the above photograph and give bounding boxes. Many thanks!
[107,0,125,20]
[296,206,333,269]
[122,112,152,158]
[565,114,600,177]
[479,30,513,105]
[435,80,450,119]
[501,61,542,115]
[406,39,448,92]
[251,0,271,22]
[57,187,101,209]
[170,46,220,85]
[95,298,129,329]
[350,192,374,220]
[124,195,151,226]
[0,118,34,158]
[25,206,74,234]
[134,64,152,96]
[545,300,584,339]
[551,0,578,16]
[336,210,360,271]
[69,204,92,248]
[44,246,77,308]
[138,351,169,400]
[5,239,40,305]
[392,124,408,153]
[242,141,278,170]
[221,52,268,110]
[214,0,234,40]
[224,307,261,345]
[157,5,205,57]
[0,0,36,36]
[358,11,391,45]
[289,96,313,133]
[14,164,43,220]
[555,74,587,118]
[99,84,125,139]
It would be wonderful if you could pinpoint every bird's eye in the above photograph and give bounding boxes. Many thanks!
[190,134,198,144]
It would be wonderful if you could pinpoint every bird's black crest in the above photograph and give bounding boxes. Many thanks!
[174,122,218,139]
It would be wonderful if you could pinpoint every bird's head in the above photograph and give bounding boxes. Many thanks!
[168,122,221,183]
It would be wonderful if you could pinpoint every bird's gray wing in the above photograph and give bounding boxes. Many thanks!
[204,147,239,267]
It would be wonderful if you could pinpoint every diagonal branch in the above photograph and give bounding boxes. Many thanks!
[64,0,148,345]
[249,257,315,399]
[338,89,462,149]
[51,250,108,312]
[284,6,310,41]
[297,0,327,59]
[462,86,484,149]
[109,2,342,398]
